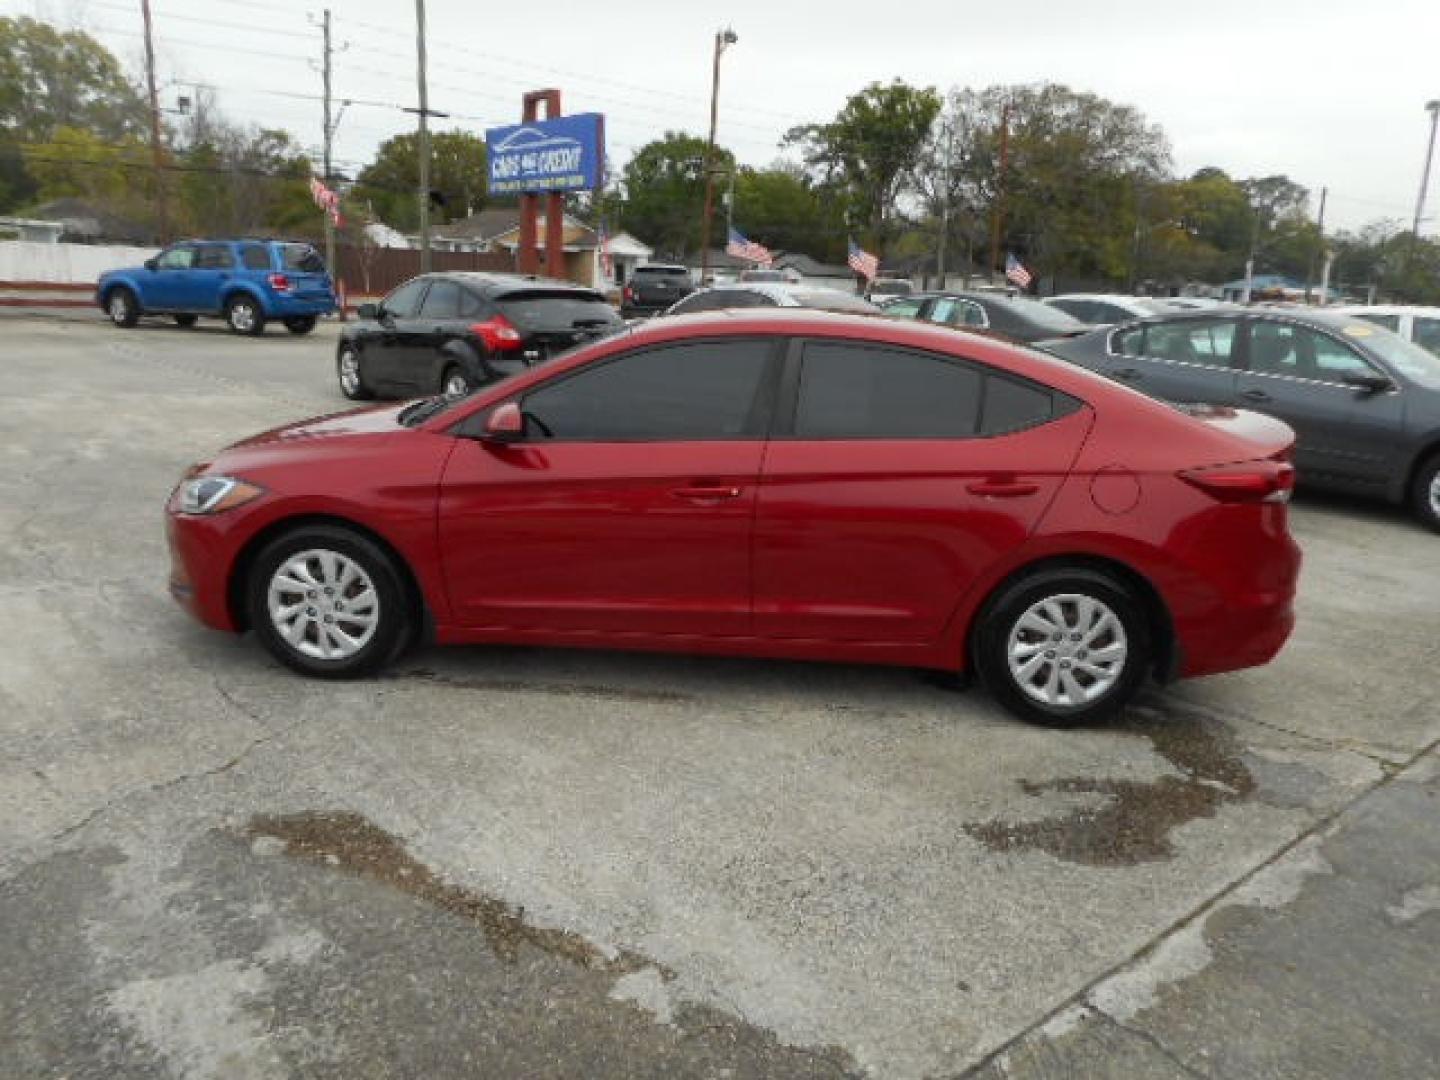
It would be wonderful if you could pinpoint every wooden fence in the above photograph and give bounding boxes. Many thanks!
[332,246,515,298]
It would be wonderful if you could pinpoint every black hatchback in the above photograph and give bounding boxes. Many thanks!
[337,273,621,401]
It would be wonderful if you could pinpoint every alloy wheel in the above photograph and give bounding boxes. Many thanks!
[230,301,256,333]
[109,294,129,323]
[265,548,380,661]
[1005,592,1129,708]
[443,371,470,398]
[338,349,361,395]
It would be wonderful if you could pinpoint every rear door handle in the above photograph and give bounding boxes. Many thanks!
[671,485,743,502]
[1240,389,1272,403]
[967,480,1040,499]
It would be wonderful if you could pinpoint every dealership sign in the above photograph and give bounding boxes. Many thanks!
[486,113,605,194]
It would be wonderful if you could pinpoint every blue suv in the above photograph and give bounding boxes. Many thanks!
[97,239,337,335]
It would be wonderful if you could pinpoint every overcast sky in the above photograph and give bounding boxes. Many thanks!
[12,0,1440,235]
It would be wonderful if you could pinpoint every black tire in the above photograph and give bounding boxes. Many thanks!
[225,294,266,336]
[972,566,1150,727]
[439,364,473,399]
[246,525,414,678]
[106,287,140,328]
[1411,451,1440,533]
[336,344,372,401]
[173,314,198,328]
[284,315,318,335]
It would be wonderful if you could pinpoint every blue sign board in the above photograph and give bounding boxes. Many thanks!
[486,113,605,194]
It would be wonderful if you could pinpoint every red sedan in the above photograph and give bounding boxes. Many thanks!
[166,310,1301,726]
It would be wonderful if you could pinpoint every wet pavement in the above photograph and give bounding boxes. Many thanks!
[2,317,1438,1078]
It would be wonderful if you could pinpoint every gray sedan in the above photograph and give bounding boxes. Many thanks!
[1042,309,1440,531]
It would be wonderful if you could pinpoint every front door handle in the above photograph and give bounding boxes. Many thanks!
[1240,388,1272,403]
[671,485,743,503]
[1112,366,1143,380]
[967,480,1040,499]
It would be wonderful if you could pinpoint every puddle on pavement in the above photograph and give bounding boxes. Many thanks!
[963,703,1255,866]
[387,667,694,705]
[247,812,657,975]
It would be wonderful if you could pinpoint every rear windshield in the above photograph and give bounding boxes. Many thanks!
[281,244,326,272]
[496,289,620,331]
[635,266,689,278]
[1002,297,1088,331]
[790,289,882,314]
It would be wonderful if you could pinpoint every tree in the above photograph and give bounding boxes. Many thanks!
[0,16,147,143]
[731,165,843,261]
[352,129,488,232]
[618,131,734,258]
[22,125,148,204]
[785,80,941,255]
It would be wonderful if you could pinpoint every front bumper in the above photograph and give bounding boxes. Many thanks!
[166,509,242,632]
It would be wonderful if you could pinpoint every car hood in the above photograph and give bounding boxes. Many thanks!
[226,402,411,449]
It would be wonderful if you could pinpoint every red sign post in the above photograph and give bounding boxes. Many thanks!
[517,89,566,278]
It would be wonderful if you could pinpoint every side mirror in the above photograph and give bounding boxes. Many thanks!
[144,257,158,271]
[357,302,378,320]
[1342,372,1394,394]
[482,401,525,442]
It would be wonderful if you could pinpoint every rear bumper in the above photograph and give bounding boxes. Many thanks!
[264,293,337,317]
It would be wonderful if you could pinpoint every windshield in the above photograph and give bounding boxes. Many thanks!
[1342,321,1440,389]
[1003,297,1088,331]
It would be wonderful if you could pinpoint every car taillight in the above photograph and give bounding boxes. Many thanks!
[623,285,635,303]
[1179,460,1295,504]
[471,314,523,352]
[268,273,292,292]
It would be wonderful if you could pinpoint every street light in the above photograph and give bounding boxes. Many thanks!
[1413,99,1440,242]
[699,27,738,282]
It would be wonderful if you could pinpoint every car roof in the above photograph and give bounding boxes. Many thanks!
[425,271,604,297]
[1331,304,1440,317]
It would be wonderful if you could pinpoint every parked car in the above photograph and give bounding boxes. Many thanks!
[737,268,787,283]
[620,264,694,317]
[1042,309,1440,530]
[662,282,882,316]
[866,277,914,302]
[336,273,621,402]
[167,309,1301,727]
[1045,293,1194,325]
[882,291,1089,344]
[97,239,336,335]
[1331,304,1440,358]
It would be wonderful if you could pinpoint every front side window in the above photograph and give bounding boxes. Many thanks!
[1112,326,1144,356]
[156,246,194,270]
[1145,318,1237,368]
[1250,321,1375,383]
[383,279,429,318]
[522,339,774,440]
[1413,317,1440,356]
[882,298,925,319]
[794,342,982,439]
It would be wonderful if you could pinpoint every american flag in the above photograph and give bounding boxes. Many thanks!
[726,227,772,266]
[309,176,343,228]
[847,238,879,281]
[1005,253,1033,289]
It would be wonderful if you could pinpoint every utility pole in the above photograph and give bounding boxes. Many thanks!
[320,9,337,287]
[936,115,952,287]
[700,27,737,283]
[1410,100,1440,287]
[415,0,432,272]
[989,102,1010,282]
[1305,186,1327,304]
[139,0,168,243]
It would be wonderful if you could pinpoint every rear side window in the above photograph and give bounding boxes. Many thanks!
[497,290,618,331]
[522,339,774,440]
[1113,326,1144,356]
[882,298,925,319]
[281,244,325,272]
[982,375,1055,435]
[1144,318,1237,368]
[240,245,271,271]
[794,342,981,439]
[419,279,463,319]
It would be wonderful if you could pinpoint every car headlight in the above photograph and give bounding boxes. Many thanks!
[176,475,265,515]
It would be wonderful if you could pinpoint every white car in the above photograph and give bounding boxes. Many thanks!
[1330,305,1440,358]
[1045,293,1204,325]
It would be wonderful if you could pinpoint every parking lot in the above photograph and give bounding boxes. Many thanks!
[2,315,1438,1078]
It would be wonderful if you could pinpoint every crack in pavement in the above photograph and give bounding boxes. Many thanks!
[959,730,1440,1078]
[1100,1011,1213,1080]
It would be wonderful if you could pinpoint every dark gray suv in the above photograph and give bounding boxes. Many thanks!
[1043,308,1440,531]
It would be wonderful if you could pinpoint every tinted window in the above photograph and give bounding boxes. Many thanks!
[794,343,981,439]
[156,246,194,270]
[383,278,428,318]
[930,297,986,327]
[522,340,773,440]
[496,289,619,332]
[1047,298,1092,322]
[983,376,1054,434]
[882,298,925,319]
[668,291,729,315]
[1412,317,1440,356]
[1113,326,1144,356]
[240,244,270,271]
[458,289,487,319]
[1144,318,1237,368]
[281,244,325,272]
[419,279,463,319]
[194,243,234,269]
